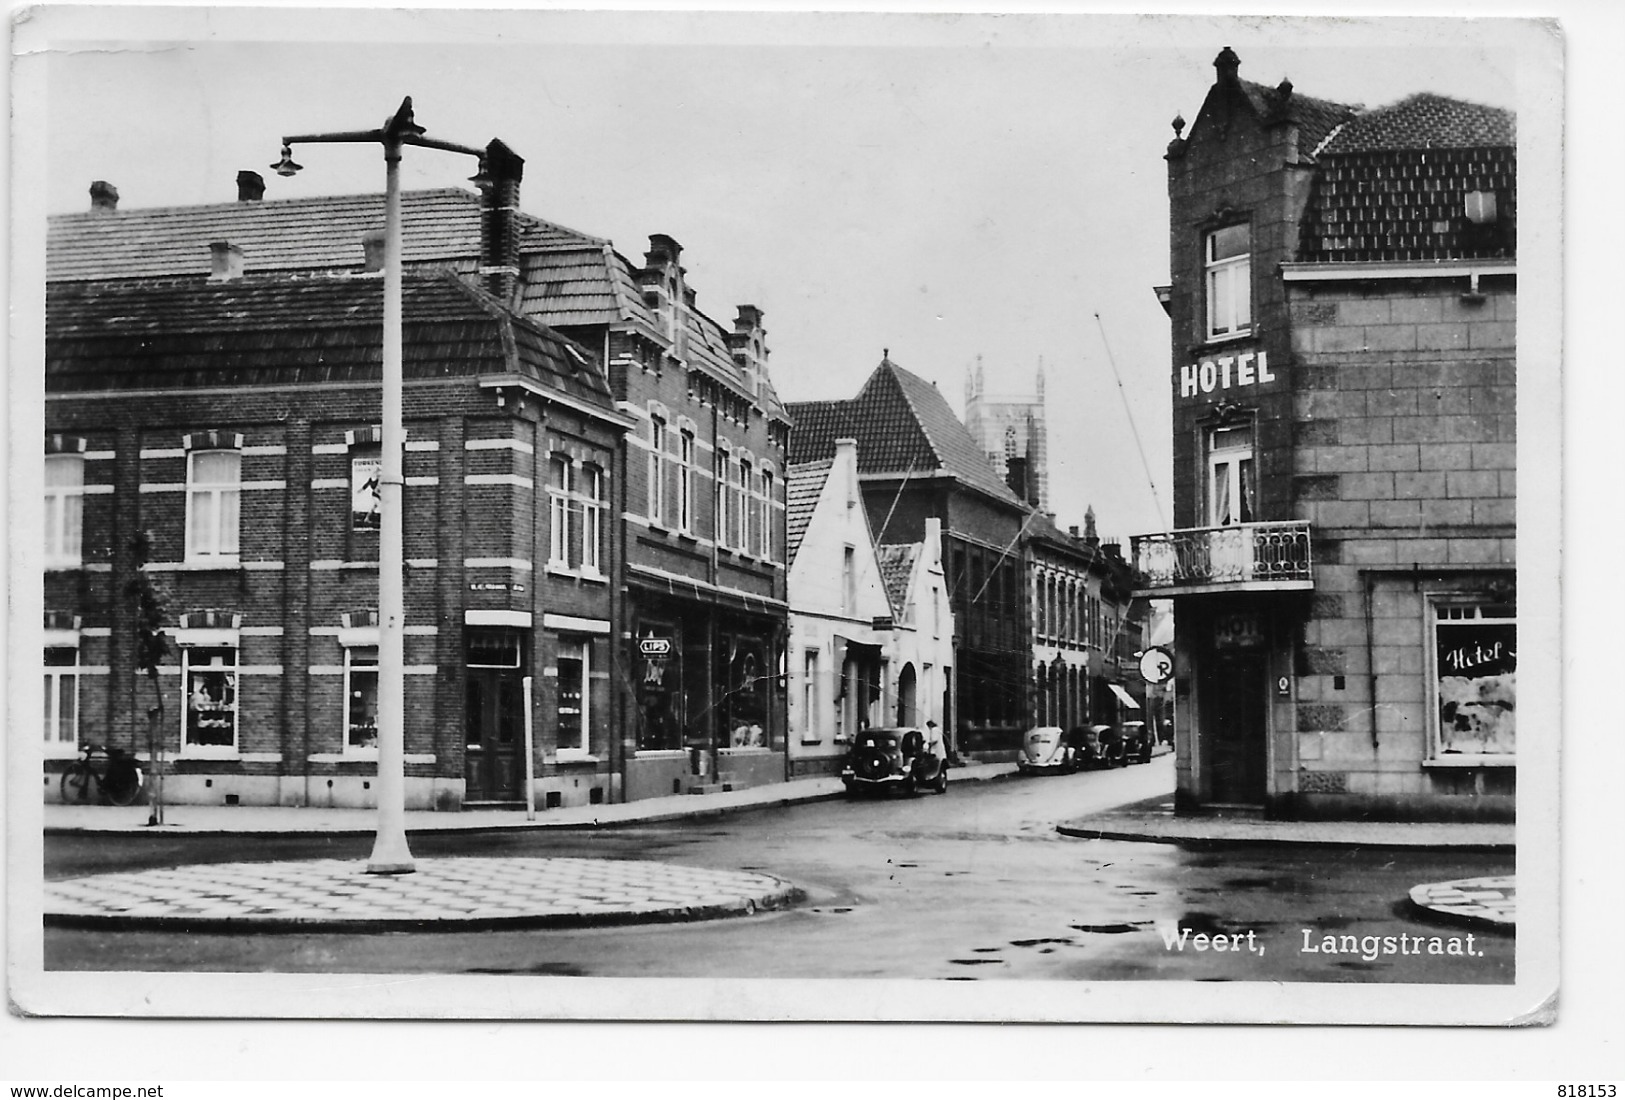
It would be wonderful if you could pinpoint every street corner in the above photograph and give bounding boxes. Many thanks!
[1407,875,1516,932]
[43,856,805,933]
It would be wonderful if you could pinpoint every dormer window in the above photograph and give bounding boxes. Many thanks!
[1205,223,1252,340]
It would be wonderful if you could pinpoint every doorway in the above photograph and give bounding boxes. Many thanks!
[1201,651,1268,804]
[896,663,917,726]
[464,628,525,803]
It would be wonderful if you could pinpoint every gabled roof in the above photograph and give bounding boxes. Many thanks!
[874,543,919,616]
[785,459,832,567]
[1237,78,1359,160]
[786,357,1022,508]
[45,272,612,411]
[1316,93,1515,156]
[47,188,601,283]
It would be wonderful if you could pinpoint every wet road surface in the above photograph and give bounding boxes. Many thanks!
[44,758,1513,982]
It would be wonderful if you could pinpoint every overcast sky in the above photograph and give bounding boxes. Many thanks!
[36,9,1531,541]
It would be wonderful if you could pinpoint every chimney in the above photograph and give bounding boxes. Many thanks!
[361,229,387,273]
[1068,525,1079,539]
[89,181,119,213]
[640,234,686,349]
[477,138,525,303]
[1214,46,1241,86]
[727,305,769,395]
[835,438,859,507]
[236,171,266,202]
[646,234,682,267]
[209,240,245,281]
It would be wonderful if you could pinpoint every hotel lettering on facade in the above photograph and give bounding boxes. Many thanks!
[1135,50,1516,821]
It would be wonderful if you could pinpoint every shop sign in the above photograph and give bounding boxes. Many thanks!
[1179,349,1276,400]
[1213,612,1265,649]
[639,638,673,656]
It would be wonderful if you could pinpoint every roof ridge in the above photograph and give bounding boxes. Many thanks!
[48,186,476,222]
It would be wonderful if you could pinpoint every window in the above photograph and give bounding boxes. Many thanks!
[186,449,241,561]
[678,429,696,533]
[741,459,757,554]
[581,466,605,576]
[843,546,857,615]
[44,453,85,567]
[1431,600,1516,761]
[345,645,379,751]
[760,469,777,561]
[1207,423,1255,526]
[1205,223,1252,339]
[719,448,737,548]
[648,415,668,523]
[801,650,819,740]
[350,446,381,532]
[556,638,589,755]
[183,645,239,752]
[549,455,574,568]
[43,646,79,752]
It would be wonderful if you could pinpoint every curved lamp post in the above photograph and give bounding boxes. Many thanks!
[274,98,487,874]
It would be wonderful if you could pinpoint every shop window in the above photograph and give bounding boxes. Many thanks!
[556,638,589,755]
[183,645,239,752]
[1430,600,1516,761]
[1205,222,1252,340]
[44,453,85,568]
[344,645,379,751]
[350,445,382,533]
[43,646,79,752]
[635,624,682,752]
[186,449,241,562]
[726,637,768,748]
[1207,423,1256,527]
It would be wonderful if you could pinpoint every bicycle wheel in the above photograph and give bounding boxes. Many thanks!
[102,760,144,807]
[59,764,94,804]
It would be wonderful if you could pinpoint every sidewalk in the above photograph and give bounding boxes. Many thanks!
[1055,796,1515,851]
[43,762,1014,836]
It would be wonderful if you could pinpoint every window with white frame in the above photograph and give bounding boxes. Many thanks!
[734,457,750,550]
[1205,223,1252,340]
[760,468,777,561]
[678,429,696,533]
[1430,599,1516,760]
[183,644,239,751]
[44,453,85,568]
[548,455,574,568]
[581,466,605,576]
[43,646,79,752]
[1207,422,1256,527]
[186,449,241,561]
[718,447,736,548]
[801,649,819,740]
[555,637,589,755]
[742,459,759,555]
[344,645,380,750]
[648,414,668,524]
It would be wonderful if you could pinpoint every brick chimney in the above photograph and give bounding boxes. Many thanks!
[236,171,266,202]
[89,181,119,213]
[477,138,525,304]
[361,230,387,273]
[209,240,245,281]
[727,304,768,396]
[639,235,686,350]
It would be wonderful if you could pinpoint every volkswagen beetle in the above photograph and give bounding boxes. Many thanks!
[841,726,948,796]
[1017,725,1079,775]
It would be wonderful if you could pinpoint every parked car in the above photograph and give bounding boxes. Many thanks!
[841,726,948,797]
[1018,726,1079,775]
[1070,724,1128,769]
[1117,720,1155,764]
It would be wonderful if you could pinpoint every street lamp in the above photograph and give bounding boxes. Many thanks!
[275,97,487,874]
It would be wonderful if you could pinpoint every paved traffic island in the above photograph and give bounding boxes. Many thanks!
[45,857,802,932]
[1407,875,1516,930]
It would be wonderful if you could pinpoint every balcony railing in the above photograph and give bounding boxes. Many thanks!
[1131,520,1313,595]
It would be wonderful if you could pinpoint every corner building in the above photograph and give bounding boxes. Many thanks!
[1134,49,1516,821]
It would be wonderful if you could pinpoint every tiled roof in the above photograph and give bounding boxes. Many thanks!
[786,358,1022,508]
[1237,79,1359,160]
[785,459,832,567]
[47,188,601,283]
[874,543,919,616]
[45,272,612,410]
[1316,93,1515,156]
[1299,95,1516,263]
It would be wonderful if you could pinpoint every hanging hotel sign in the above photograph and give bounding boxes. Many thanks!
[1213,612,1265,649]
[1179,349,1275,400]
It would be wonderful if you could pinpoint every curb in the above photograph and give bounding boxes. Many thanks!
[44,880,806,934]
[1054,821,1516,852]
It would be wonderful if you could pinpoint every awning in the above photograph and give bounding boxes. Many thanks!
[1108,683,1142,710]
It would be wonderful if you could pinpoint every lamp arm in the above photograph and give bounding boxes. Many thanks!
[400,134,487,159]
[280,129,388,146]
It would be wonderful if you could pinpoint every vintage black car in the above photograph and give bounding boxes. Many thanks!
[1071,724,1126,769]
[841,726,948,796]
[1117,720,1156,765]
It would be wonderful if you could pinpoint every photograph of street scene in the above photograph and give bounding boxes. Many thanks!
[13,8,1557,1023]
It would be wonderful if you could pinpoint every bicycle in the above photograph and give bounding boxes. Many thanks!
[58,743,145,807]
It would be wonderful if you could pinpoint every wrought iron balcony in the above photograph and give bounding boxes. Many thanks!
[1131,520,1314,596]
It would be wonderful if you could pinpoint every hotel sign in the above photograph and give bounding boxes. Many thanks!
[1179,349,1276,400]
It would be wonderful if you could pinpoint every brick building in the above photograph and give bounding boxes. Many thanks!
[45,154,792,803]
[44,268,627,810]
[1133,48,1516,820]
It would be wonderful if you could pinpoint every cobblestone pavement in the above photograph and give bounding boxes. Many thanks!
[45,856,801,931]
[1408,874,1516,928]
